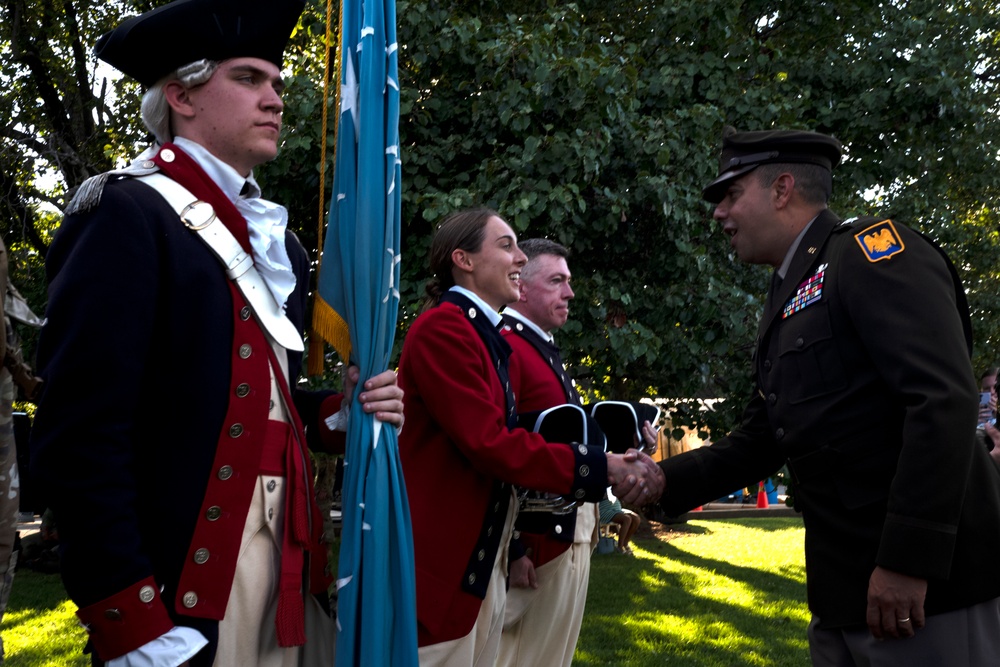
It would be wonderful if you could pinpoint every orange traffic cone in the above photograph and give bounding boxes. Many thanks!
[756,481,769,508]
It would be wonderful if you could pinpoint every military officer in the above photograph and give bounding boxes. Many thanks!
[639,127,1000,666]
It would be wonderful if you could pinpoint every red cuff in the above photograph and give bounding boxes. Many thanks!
[75,576,174,661]
[318,394,346,454]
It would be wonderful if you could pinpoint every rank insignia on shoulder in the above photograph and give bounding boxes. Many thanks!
[783,263,827,320]
[855,219,904,262]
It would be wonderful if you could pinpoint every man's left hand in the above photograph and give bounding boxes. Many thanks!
[866,566,927,639]
[344,366,405,427]
[640,421,658,455]
[508,556,538,589]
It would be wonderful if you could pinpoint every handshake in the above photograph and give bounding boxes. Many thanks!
[605,449,665,506]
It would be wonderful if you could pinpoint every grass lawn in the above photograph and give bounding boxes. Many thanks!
[3,516,808,666]
[4,569,88,666]
[577,517,809,666]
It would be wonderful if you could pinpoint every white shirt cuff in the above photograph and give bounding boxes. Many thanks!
[105,626,208,667]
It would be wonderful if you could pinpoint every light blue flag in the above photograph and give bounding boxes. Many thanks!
[312,0,417,661]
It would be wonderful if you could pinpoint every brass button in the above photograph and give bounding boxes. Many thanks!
[577,444,588,455]
[574,489,586,499]
[206,506,222,521]
[138,585,155,603]
[236,383,250,398]
[467,573,476,585]
[477,549,485,561]
[159,148,175,162]
[579,464,590,478]
[775,428,785,440]
[468,308,477,319]
[229,423,244,438]
[239,344,252,359]
[795,337,804,348]
[267,480,277,492]
[193,548,210,565]
[218,465,233,480]
[182,591,198,608]
[240,306,251,321]
[487,526,493,537]
[768,393,777,405]
[268,508,274,520]
[141,160,155,169]
[494,502,500,512]
[555,525,563,535]
[104,608,122,621]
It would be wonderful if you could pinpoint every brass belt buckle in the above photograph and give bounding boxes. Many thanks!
[180,201,217,230]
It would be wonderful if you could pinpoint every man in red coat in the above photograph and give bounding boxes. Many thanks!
[498,239,656,667]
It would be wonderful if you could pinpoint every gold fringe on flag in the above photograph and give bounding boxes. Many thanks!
[308,0,351,376]
[312,295,352,366]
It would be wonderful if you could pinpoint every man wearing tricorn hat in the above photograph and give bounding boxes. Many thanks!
[628,127,1000,664]
[29,1,403,665]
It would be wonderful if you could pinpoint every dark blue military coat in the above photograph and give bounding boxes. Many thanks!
[30,167,335,664]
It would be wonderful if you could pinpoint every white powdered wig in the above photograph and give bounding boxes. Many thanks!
[140,59,219,144]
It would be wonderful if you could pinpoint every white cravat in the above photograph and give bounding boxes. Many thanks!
[172,137,296,309]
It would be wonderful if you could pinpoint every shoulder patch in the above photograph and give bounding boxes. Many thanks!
[854,219,904,262]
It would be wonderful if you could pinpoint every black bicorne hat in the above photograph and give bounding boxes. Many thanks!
[588,401,660,454]
[95,0,306,86]
[518,404,608,451]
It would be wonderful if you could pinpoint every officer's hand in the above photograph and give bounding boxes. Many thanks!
[621,448,666,502]
[345,366,405,427]
[607,452,663,505]
[866,566,926,640]
[508,556,538,589]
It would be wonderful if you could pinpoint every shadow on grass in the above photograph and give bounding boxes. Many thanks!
[5,570,89,666]
[576,518,810,667]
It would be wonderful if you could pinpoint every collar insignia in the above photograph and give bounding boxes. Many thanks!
[855,219,905,262]
[783,263,827,320]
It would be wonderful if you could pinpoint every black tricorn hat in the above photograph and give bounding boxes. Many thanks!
[95,0,305,87]
[702,127,843,204]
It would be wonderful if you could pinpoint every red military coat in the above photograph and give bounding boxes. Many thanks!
[503,318,584,567]
[398,297,607,646]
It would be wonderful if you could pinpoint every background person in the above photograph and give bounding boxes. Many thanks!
[0,235,43,663]
[596,496,640,556]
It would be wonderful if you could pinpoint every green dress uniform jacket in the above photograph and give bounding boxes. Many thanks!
[658,209,1000,629]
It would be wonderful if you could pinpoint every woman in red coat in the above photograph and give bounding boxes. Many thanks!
[397,208,659,666]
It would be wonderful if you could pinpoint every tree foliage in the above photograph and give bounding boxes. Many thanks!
[3,0,1000,437]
